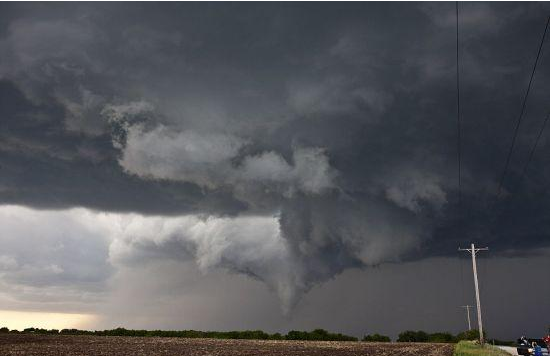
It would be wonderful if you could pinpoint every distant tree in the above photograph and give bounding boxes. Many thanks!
[9,326,359,342]
[285,329,357,341]
[397,330,429,342]
[456,329,483,341]
[23,328,45,334]
[396,329,487,343]
[60,329,88,335]
[310,329,329,340]
[286,330,307,340]
[0,327,9,333]
[363,333,391,342]
[427,332,455,343]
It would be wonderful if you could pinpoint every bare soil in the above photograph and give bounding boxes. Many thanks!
[0,334,455,356]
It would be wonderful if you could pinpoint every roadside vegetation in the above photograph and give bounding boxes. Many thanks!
[396,329,489,343]
[454,341,511,356]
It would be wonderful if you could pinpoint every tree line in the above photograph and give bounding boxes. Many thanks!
[1,327,509,344]
[364,329,487,343]
[0,327,356,341]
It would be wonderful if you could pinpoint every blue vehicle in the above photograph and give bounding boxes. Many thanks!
[517,338,549,356]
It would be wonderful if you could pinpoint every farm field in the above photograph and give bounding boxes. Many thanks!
[0,334,455,356]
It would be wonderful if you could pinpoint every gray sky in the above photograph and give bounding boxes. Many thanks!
[0,2,549,340]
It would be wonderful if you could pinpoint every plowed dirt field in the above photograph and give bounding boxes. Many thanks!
[0,334,455,356]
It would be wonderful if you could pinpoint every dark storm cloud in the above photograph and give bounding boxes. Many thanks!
[1,2,550,311]
[0,80,244,215]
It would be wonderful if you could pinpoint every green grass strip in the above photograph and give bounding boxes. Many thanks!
[454,341,512,356]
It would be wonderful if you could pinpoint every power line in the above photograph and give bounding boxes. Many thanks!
[456,1,462,225]
[495,15,550,198]
[517,110,550,187]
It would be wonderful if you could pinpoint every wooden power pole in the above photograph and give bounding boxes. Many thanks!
[461,305,473,330]
[458,243,488,345]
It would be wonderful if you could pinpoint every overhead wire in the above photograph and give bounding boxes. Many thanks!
[495,15,550,198]
[453,7,550,337]
[455,1,468,310]
[516,110,550,188]
[456,1,462,225]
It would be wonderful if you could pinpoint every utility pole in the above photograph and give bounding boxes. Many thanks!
[461,305,473,330]
[458,243,488,346]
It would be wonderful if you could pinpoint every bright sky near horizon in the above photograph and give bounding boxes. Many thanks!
[0,310,97,331]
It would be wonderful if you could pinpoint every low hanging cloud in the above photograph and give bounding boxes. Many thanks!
[0,205,296,313]
[106,198,423,312]
[108,213,303,313]
[117,124,246,187]
[383,170,447,213]
[239,148,336,195]
[114,118,337,196]
[0,203,419,314]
